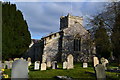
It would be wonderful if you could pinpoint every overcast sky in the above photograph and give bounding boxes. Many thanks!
[2,0,112,39]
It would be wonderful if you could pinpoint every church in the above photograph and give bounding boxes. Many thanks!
[27,14,96,62]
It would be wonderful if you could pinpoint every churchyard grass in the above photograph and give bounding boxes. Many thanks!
[4,63,120,79]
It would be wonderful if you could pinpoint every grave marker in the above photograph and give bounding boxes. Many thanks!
[34,61,40,70]
[93,57,99,67]
[41,63,46,70]
[95,64,106,79]
[67,54,74,69]
[83,63,88,68]
[11,60,28,79]
[63,61,67,69]
[52,61,57,69]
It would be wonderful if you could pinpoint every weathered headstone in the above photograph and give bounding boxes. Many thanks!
[9,60,13,69]
[20,57,24,60]
[83,63,88,68]
[4,61,9,69]
[27,57,31,62]
[41,63,46,70]
[34,61,40,70]
[14,58,19,61]
[100,57,109,70]
[28,62,32,66]
[52,61,57,69]
[27,57,31,66]
[63,61,67,69]
[47,61,51,68]
[95,64,106,80]
[2,63,6,69]
[7,62,11,69]
[11,59,28,79]
[67,54,74,69]
[93,57,99,67]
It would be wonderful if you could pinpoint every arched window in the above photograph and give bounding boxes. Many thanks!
[74,34,81,51]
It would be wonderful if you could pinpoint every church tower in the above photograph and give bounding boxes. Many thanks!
[60,13,83,30]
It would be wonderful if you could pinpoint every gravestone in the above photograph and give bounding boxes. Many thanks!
[28,62,32,66]
[11,59,28,79]
[4,61,9,69]
[67,54,74,69]
[27,57,31,66]
[34,61,40,70]
[20,57,24,60]
[83,63,88,68]
[95,64,106,80]
[100,57,109,70]
[63,61,67,69]
[93,57,99,67]
[14,58,19,61]
[52,61,57,69]
[27,57,31,62]
[9,60,13,69]
[47,61,51,68]
[41,63,46,70]
[2,63,6,69]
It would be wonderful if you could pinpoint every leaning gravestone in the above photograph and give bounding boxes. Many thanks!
[63,61,67,69]
[83,63,88,68]
[93,57,99,67]
[34,61,40,70]
[11,59,28,79]
[52,61,57,69]
[67,54,74,69]
[41,63,46,71]
[47,61,51,68]
[95,64,106,80]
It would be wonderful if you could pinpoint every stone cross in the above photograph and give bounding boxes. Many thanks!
[93,56,99,67]
[47,61,51,68]
[95,64,106,79]
[67,54,74,69]
[52,61,57,69]
[11,59,28,79]
[83,63,88,68]
[34,61,40,70]
[63,61,67,69]
[41,63,46,71]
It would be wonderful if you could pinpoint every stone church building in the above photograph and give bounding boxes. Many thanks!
[26,14,95,62]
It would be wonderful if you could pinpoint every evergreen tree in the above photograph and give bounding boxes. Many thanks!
[94,19,111,59]
[2,2,31,60]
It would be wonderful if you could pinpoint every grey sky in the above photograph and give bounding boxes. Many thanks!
[2,0,108,39]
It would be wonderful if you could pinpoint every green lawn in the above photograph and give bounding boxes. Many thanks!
[3,63,120,79]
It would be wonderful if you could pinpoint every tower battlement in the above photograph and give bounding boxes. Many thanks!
[60,13,83,30]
